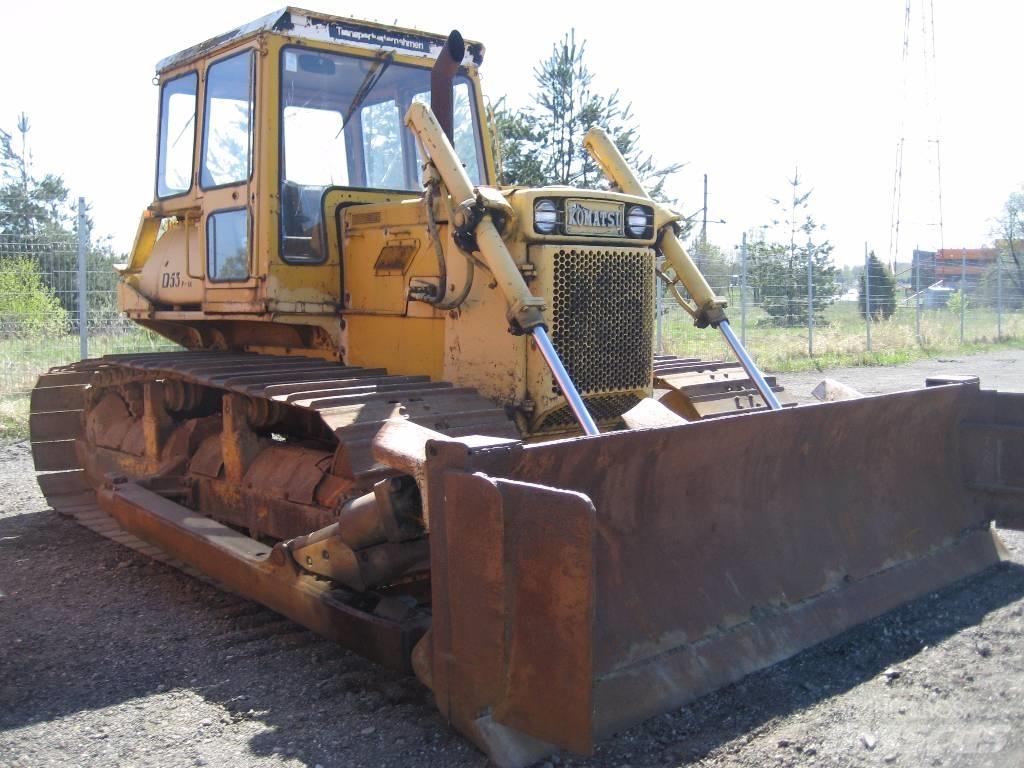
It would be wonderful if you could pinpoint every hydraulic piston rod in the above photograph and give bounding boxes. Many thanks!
[405,98,601,435]
[584,127,782,411]
[718,320,782,410]
[533,326,600,435]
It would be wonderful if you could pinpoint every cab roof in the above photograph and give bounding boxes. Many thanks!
[155,6,485,75]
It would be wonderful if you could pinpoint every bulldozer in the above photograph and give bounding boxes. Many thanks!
[29,8,1024,766]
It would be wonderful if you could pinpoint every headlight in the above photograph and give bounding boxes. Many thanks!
[626,205,649,237]
[534,199,558,234]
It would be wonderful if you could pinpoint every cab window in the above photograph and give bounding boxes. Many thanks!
[201,51,254,189]
[156,72,198,198]
[207,208,249,281]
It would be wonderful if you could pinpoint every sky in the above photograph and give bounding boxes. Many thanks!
[2,1,1021,267]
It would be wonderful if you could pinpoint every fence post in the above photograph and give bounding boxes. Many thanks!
[865,242,871,352]
[806,238,814,357]
[914,245,921,343]
[960,247,966,345]
[740,232,748,346]
[77,196,88,360]
[997,253,1003,340]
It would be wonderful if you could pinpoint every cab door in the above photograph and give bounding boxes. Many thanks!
[198,47,263,313]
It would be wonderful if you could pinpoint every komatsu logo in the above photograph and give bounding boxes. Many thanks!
[565,201,618,231]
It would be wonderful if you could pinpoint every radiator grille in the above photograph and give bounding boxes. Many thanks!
[550,247,654,396]
[536,393,643,433]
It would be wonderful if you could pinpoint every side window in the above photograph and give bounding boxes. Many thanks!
[411,80,483,185]
[361,100,403,189]
[157,72,197,198]
[201,51,254,189]
[207,209,249,281]
[452,83,482,183]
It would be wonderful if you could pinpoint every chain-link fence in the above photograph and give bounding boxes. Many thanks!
[657,242,1024,370]
[3,200,1023,437]
[0,199,175,436]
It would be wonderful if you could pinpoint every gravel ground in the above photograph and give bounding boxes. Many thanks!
[776,348,1024,404]
[2,350,1023,768]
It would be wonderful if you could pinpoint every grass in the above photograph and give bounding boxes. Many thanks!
[0,326,176,441]
[660,299,1024,373]
[0,393,30,440]
[1,303,1021,439]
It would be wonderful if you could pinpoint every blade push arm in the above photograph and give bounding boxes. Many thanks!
[583,127,782,411]
[405,102,600,435]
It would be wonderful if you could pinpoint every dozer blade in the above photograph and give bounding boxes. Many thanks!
[413,382,1024,767]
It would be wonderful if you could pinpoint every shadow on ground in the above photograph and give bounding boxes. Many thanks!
[2,499,1023,767]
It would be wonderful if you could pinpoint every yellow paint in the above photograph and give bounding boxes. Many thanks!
[584,126,726,317]
[341,198,443,315]
[345,315,445,381]
[113,11,681,439]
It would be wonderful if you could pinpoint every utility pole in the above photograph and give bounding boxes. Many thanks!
[701,173,708,248]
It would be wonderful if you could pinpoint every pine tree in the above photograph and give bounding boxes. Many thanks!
[493,31,681,199]
[858,251,897,320]
[0,114,120,324]
[747,172,836,327]
[0,113,74,238]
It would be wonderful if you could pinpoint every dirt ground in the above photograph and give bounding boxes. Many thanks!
[1,350,1023,768]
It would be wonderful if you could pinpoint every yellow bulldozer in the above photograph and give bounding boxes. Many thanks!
[28,8,1024,766]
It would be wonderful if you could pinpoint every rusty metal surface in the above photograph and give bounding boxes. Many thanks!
[100,351,518,481]
[28,355,441,676]
[35,351,1024,766]
[29,365,212,579]
[961,389,1024,530]
[508,385,1001,674]
[99,481,426,672]
[420,383,1024,762]
[654,356,792,419]
[426,466,596,756]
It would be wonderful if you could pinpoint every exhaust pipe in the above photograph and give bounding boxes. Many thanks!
[431,30,465,143]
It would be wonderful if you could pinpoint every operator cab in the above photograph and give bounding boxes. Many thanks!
[149,8,490,279]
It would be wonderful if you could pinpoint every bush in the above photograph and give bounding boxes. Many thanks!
[0,257,70,338]
[947,289,968,316]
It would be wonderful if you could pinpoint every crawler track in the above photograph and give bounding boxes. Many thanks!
[29,351,515,562]
[29,361,212,579]
[29,350,790,580]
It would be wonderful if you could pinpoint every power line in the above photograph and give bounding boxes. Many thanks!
[888,0,911,272]
[888,0,945,272]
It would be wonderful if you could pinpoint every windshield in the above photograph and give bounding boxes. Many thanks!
[280,46,486,263]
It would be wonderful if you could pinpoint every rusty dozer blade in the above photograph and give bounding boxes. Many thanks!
[411,382,1024,767]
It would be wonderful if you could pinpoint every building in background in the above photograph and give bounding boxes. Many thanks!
[910,248,998,307]
[913,248,997,289]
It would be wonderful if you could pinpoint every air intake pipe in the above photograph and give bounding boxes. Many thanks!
[431,30,464,143]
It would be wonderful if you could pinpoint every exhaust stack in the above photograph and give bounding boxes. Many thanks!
[431,30,465,143]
